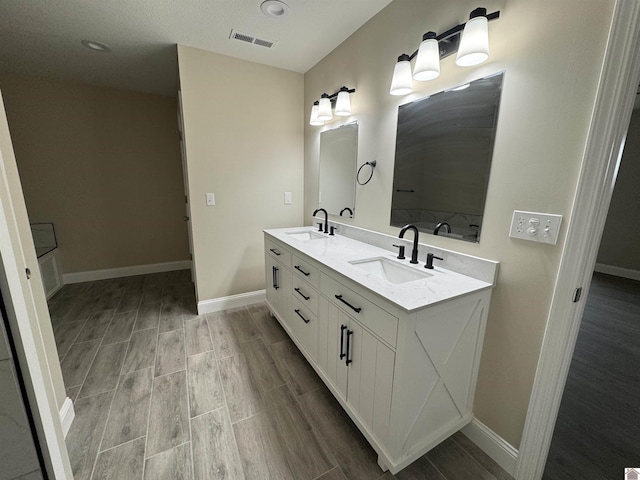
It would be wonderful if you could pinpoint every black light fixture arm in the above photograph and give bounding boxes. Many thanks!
[321,86,356,103]
[398,8,500,62]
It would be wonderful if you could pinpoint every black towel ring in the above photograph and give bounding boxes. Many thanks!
[356,160,377,185]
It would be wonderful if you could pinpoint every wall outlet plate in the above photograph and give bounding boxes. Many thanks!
[509,210,562,245]
[284,192,292,205]
[206,193,215,206]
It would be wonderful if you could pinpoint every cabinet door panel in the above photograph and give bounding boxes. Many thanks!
[265,255,291,331]
[321,301,347,399]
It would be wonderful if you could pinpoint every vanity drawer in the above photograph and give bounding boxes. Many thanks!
[291,299,318,358]
[320,273,398,348]
[265,236,291,267]
[292,254,320,288]
[291,277,319,315]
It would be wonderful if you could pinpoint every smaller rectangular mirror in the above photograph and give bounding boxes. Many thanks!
[318,122,357,217]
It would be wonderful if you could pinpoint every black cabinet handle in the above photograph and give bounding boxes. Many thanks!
[295,309,310,324]
[270,248,281,256]
[339,324,347,359]
[294,265,310,276]
[294,287,310,301]
[346,330,353,366]
[272,266,279,290]
[335,294,362,313]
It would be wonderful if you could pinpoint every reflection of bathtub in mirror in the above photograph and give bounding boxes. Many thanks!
[30,223,63,298]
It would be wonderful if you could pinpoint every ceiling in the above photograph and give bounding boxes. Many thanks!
[0,0,393,96]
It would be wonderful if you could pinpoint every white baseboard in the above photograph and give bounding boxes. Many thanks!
[62,260,192,284]
[461,417,518,476]
[594,263,640,281]
[59,397,75,438]
[197,290,265,315]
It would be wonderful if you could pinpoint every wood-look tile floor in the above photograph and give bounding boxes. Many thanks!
[544,273,640,479]
[49,270,512,480]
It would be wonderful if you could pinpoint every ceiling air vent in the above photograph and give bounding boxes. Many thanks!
[229,30,277,49]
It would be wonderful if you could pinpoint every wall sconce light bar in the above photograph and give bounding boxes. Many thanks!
[390,7,500,95]
[309,86,356,126]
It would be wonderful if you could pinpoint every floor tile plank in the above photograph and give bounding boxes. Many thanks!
[144,443,193,480]
[134,302,161,331]
[92,437,145,480]
[78,342,128,398]
[217,354,265,423]
[65,390,114,480]
[271,339,323,396]
[102,311,137,345]
[101,368,153,450]
[263,385,335,480]
[187,351,225,418]
[233,412,295,480]
[191,408,245,480]
[184,317,213,356]
[60,340,101,388]
[247,304,288,345]
[121,328,158,374]
[74,309,115,343]
[155,330,185,377]
[147,370,190,458]
[240,338,286,393]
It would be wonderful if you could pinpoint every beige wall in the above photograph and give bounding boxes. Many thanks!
[0,74,190,274]
[597,109,640,270]
[304,0,615,448]
[177,46,304,303]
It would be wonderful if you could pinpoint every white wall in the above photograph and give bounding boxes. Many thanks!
[304,0,615,448]
[178,46,304,304]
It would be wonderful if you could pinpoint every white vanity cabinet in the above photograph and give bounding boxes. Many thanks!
[263,230,494,474]
[264,237,292,332]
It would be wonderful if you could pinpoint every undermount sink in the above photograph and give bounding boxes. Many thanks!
[286,230,326,241]
[349,257,432,284]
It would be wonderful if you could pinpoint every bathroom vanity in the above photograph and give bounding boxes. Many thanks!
[264,225,497,474]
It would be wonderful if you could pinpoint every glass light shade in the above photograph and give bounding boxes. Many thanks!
[334,90,351,116]
[317,96,333,121]
[309,103,323,126]
[390,56,413,95]
[456,15,489,67]
[413,38,440,81]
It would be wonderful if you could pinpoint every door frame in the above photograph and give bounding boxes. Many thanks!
[0,90,73,478]
[515,1,640,478]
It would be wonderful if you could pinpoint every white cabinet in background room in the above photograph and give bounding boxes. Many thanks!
[263,229,495,474]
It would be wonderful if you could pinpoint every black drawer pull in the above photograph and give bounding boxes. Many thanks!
[339,324,347,359]
[294,287,310,301]
[270,248,281,256]
[294,309,310,324]
[272,266,279,290]
[346,329,353,366]
[294,265,310,276]
[335,294,361,313]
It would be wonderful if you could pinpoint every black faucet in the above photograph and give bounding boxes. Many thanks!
[399,224,420,264]
[433,222,451,236]
[313,208,328,234]
[340,207,353,217]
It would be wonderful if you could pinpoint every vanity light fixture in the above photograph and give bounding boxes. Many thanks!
[389,7,499,95]
[309,86,356,126]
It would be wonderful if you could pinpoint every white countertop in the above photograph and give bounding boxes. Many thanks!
[265,226,494,313]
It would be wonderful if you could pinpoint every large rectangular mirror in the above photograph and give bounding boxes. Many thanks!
[390,72,504,242]
[318,122,357,217]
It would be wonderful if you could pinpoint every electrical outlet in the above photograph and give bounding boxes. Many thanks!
[284,192,292,205]
[206,193,215,206]
[509,210,562,245]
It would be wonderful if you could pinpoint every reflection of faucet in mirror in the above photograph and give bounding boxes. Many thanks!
[340,207,353,217]
[313,208,328,233]
[433,222,451,236]
[399,224,420,264]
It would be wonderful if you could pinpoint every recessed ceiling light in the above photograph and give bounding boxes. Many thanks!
[81,39,111,53]
[260,0,289,18]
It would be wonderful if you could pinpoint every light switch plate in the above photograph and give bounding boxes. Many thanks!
[206,193,215,206]
[284,192,292,205]
[509,210,562,245]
